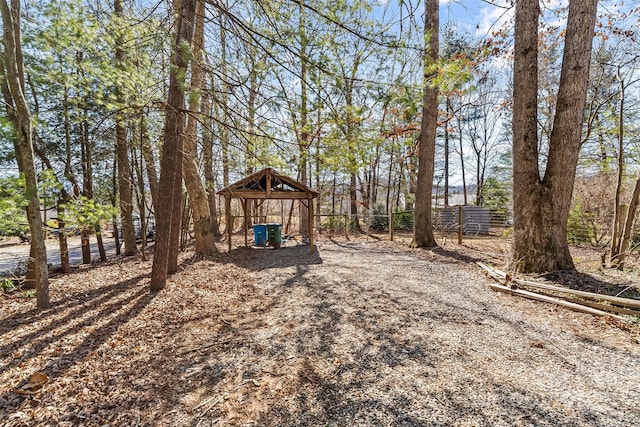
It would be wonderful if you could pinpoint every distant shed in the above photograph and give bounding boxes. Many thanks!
[440,205,491,235]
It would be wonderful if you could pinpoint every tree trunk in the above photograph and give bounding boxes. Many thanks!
[182,0,217,256]
[62,85,80,197]
[610,66,626,265]
[349,173,360,231]
[386,146,394,213]
[1,0,49,308]
[81,106,92,198]
[132,139,147,260]
[475,155,482,205]
[412,0,439,248]
[245,53,260,229]
[150,0,197,291]
[616,173,640,270]
[201,77,222,240]
[114,0,138,256]
[95,223,107,262]
[167,170,183,274]
[345,79,361,232]
[110,154,121,256]
[458,117,468,205]
[219,5,230,189]
[140,114,159,211]
[297,0,310,237]
[81,229,91,264]
[444,98,451,206]
[315,110,322,227]
[511,0,597,272]
[58,220,70,274]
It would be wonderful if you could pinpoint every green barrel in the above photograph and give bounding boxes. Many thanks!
[266,223,282,248]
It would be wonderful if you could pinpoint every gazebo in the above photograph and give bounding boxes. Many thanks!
[216,167,319,251]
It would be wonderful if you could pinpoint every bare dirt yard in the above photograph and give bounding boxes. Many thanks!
[1,235,639,426]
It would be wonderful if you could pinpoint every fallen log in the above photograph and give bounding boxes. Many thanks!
[487,282,628,322]
[556,296,640,317]
[477,262,640,310]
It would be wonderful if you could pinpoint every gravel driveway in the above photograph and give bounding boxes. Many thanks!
[235,238,640,426]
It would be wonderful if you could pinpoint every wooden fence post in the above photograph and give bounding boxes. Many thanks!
[344,214,349,239]
[458,205,463,245]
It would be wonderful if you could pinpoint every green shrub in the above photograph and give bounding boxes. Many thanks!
[0,176,29,241]
[393,209,414,231]
[1,278,16,293]
[320,216,345,233]
[369,205,389,231]
[567,203,595,245]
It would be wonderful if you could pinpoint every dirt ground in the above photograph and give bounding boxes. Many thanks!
[1,235,639,426]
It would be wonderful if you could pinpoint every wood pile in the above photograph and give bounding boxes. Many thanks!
[478,262,640,323]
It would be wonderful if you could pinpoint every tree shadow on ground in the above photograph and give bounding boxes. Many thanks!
[541,270,640,298]
[428,245,484,264]
[217,244,323,271]
[0,256,156,421]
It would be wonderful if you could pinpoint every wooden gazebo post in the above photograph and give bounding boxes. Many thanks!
[243,198,249,247]
[307,196,314,251]
[225,195,232,252]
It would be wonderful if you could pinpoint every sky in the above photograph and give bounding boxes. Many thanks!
[439,0,507,35]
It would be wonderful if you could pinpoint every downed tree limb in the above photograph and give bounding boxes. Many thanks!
[487,282,628,322]
[477,262,640,310]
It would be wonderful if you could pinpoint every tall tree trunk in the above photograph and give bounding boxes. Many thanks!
[349,173,359,231]
[110,155,121,255]
[412,0,439,248]
[610,68,639,269]
[182,0,217,256]
[219,3,230,189]
[62,85,81,197]
[396,157,404,210]
[386,146,394,213]
[245,54,259,229]
[297,0,310,236]
[132,139,147,260]
[331,173,336,216]
[114,0,138,256]
[511,0,597,272]
[476,154,482,205]
[202,77,222,239]
[82,106,92,197]
[315,108,321,227]
[345,80,361,232]
[457,117,468,205]
[444,98,451,206]
[0,0,49,308]
[140,114,159,211]
[610,66,626,265]
[373,149,380,206]
[616,172,640,270]
[150,0,197,291]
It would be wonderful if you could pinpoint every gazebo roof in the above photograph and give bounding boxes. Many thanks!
[217,167,319,200]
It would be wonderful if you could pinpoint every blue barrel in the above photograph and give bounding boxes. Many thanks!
[252,224,267,246]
